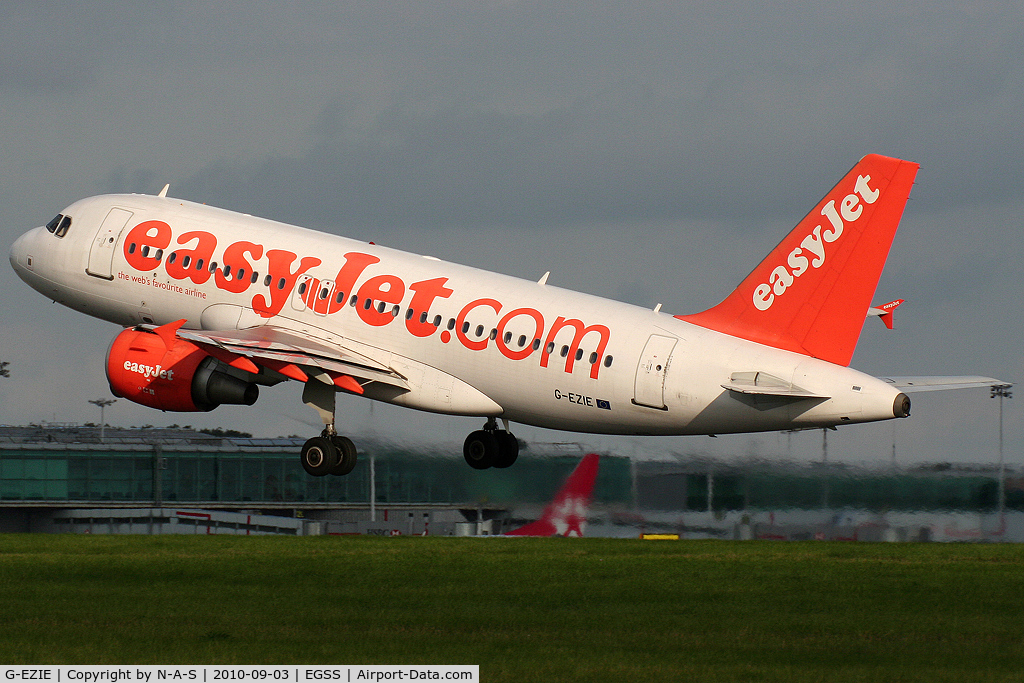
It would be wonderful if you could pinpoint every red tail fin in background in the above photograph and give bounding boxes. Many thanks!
[506,454,599,537]
[678,155,919,366]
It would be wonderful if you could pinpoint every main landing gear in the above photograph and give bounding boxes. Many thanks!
[463,418,519,470]
[300,380,358,478]
[298,380,520,476]
[301,429,358,477]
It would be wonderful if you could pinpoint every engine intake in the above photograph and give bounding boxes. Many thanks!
[106,327,259,412]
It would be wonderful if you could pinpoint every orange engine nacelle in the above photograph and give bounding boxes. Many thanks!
[106,327,259,412]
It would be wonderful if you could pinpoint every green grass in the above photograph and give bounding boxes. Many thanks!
[1,535,1023,682]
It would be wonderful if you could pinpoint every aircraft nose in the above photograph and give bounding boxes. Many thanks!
[10,232,27,271]
[9,227,39,276]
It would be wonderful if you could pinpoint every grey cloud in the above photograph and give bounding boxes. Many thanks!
[0,3,103,93]
[132,3,1020,232]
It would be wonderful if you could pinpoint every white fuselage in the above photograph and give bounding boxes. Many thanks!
[9,193,905,435]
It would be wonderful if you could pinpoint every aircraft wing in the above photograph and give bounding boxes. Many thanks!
[148,322,410,394]
[879,376,1011,393]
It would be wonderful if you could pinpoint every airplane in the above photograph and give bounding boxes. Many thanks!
[506,453,599,537]
[9,154,1006,478]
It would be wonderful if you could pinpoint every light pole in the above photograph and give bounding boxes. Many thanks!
[990,383,1013,539]
[88,398,117,443]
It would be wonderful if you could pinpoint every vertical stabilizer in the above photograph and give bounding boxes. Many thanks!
[679,154,919,366]
[506,454,600,537]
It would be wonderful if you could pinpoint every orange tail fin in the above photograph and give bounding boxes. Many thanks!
[678,154,919,366]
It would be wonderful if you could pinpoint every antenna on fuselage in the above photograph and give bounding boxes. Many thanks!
[157,184,170,198]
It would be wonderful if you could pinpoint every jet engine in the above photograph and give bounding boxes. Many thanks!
[106,327,258,412]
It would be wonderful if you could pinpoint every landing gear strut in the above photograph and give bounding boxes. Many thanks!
[463,418,519,470]
[300,379,358,477]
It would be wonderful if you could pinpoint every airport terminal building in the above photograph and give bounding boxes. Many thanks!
[0,424,632,535]
[1,424,1021,540]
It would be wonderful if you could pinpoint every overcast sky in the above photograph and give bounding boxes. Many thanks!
[1,1,1021,466]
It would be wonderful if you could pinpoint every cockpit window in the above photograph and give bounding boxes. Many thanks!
[45,214,72,238]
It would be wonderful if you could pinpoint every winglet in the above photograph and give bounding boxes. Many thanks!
[678,155,919,366]
[506,454,600,537]
[867,299,904,330]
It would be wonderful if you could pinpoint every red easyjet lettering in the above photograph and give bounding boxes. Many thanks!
[122,226,611,379]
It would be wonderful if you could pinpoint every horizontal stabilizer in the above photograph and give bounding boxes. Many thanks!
[722,371,828,399]
[880,376,1011,393]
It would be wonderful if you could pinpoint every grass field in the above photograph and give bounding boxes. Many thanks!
[1,535,1023,682]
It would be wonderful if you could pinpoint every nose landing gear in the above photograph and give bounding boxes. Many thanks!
[463,418,519,470]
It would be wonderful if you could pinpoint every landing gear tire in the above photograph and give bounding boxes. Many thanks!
[493,431,519,469]
[301,436,339,477]
[329,435,358,476]
[464,430,498,470]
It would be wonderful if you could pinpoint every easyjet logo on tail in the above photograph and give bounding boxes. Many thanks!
[752,174,881,311]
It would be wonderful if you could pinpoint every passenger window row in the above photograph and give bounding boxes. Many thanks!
[301,282,615,368]
[127,243,271,286]
[125,243,615,368]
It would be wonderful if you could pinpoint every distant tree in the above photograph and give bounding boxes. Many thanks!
[200,427,253,438]
[0,361,9,378]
